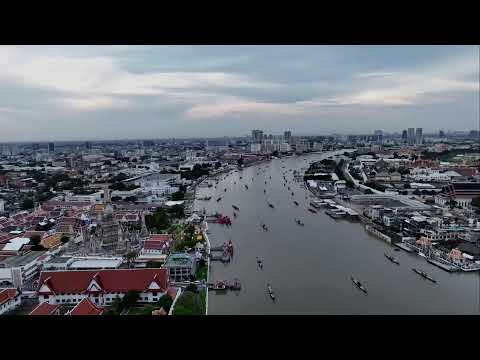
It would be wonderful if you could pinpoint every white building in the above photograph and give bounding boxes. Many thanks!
[37,268,171,307]
[250,143,261,153]
[43,256,123,271]
[0,251,49,287]
[279,142,291,153]
[65,192,103,204]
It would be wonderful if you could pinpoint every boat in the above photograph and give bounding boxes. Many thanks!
[268,203,275,209]
[227,240,234,254]
[232,205,240,211]
[216,197,222,202]
[256,257,263,269]
[291,192,294,196]
[412,268,437,283]
[384,253,400,265]
[245,184,249,190]
[310,201,323,209]
[233,212,237,218]
[197,196,212,201]
[326,210,346,219]
[265,181,267,185]
[224,188,227,192]
[209,280,228,291]
[418,252,427,258]
[293,201,299,206]
[351,276,368,294]
[394,248,401,252]
[267,283,276,301]
[264,189,266,194]
[308,208,317,214]
[295,219,305,226]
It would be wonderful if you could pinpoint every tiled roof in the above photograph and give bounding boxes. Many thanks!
[29,302,61,315]
[0,288,18,306]
[149,234,172,242]
[68,298,104,316]
[38,268,169,294]
[143,241,168,251]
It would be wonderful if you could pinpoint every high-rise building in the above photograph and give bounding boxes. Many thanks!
[251,130,263,143]
[32,143,40,151]
[415,128,423,145]
[85,141,92,150]
[439,130,445,138]
[407,128,415,145]
[48,142,55,153]
[284,131,292,144]
[373,130,383,144]
[402,130,408,141]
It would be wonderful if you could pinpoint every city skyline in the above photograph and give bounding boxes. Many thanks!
[0,45,478,142]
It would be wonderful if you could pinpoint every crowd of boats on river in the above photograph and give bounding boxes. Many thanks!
[193,153,448,302]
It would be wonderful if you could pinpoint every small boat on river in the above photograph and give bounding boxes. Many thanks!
[384,253,400,265]
[232,205,240,211]
[308,208,317,214]
[412,268,437,283]
[351,276,368,294]
[267,283,276,301]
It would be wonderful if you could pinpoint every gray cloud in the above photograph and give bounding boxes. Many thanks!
[0,45,478,141]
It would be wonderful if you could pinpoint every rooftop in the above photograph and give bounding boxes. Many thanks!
[0,250,47,268]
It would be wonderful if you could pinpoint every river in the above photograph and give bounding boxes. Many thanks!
[194,152,480,314]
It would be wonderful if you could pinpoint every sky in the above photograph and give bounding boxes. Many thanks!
[0,45,478,142]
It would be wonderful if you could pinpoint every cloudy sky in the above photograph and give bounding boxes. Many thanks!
[0,45,478,142]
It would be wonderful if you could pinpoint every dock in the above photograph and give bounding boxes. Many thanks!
[394,242,414,253]
[207,280,241,291]
[427,259,460,272]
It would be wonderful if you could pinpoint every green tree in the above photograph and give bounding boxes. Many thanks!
[403,182,411,189]
[29,234,41,246]
[60,235,70,244]
[156,294,174,312]
[172,291,204,315]
[22,198,35,210]
[471,196,480,209]
[171,191,185,201]
[122,290,140,308]
[125,251,137,267]
[145,209,171,232]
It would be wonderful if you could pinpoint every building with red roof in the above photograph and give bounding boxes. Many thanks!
[29,302,62,315]
[0,288,21,315]
[67,298,104,315]
[37,268,170,307]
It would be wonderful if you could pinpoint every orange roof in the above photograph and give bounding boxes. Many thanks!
[0,288,18,306]
[29,302,61,315]
[68,298,104,316]
[41,233,63,249]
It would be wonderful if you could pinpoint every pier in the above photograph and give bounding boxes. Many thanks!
[207,280,241,291]
[394,242,414,252]
[427,259,460,272]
